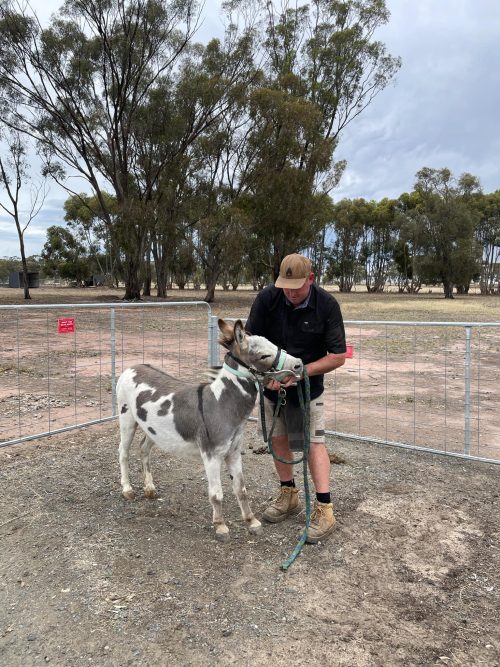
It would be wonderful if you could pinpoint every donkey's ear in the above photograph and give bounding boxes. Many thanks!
[218,318,234,348]
[234,320,248,349]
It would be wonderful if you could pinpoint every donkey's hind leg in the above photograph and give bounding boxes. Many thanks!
[119,412,137,500]
[225,446,262,535]
[140,435,157,499]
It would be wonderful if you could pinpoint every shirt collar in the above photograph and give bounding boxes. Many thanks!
[285,285,313,310]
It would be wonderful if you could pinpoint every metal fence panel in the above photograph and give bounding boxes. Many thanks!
[332,321,500,463]
[1,307,499,463]
[0,302,210,447]
[209,316,500,464]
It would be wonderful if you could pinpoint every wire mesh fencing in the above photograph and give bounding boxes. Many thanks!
[326,321,500,462]
[1,305,499,463]
[209,316,500,464]
[0,302,211,447]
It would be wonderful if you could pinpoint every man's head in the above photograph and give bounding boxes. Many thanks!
[275,253,314,305]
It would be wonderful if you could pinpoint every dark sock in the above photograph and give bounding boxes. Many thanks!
[316,491,331,504]
[280,479,295,488]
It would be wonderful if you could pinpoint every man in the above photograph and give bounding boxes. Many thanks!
[246,253,346,543]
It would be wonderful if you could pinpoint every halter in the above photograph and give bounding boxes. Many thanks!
[223,350,300,385]
[272,347,287,372]
[222,353,256,383]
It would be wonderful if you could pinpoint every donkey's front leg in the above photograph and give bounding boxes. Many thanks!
[225,448,262,535]
[202,454,229,542]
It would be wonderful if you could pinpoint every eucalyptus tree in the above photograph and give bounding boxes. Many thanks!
[472,191,500,294]
[392,191,424,293]
[134,27,257,298]
[0,0,199,299]
[0,127,47,299]
[63,192,122,285]
[413,168,481,298]
[171,28,261,302]
[244,83,336,276]
[227,0,401,276]
[360,197,397,292]
[41,224,91,284]
[327,197,371,291]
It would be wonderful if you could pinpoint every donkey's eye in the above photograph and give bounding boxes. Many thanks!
[260,355,272,360]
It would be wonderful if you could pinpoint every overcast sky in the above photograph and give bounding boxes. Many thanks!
[1,0,499,257]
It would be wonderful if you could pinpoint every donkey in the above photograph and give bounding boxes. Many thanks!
[116,318,303,541]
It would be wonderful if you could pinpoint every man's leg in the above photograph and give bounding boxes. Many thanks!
[270,434,294,481]
[305,400,336,543]
[261,404,301,523]
[308,441,331,493]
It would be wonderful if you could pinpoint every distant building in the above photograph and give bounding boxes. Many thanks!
[8,271,40,288]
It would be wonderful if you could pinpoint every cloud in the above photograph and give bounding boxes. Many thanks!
[334,0,500,201]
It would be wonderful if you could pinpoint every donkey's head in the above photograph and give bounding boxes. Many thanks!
[218,319,303,376]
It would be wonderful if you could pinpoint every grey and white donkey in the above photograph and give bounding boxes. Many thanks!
[117,318,303,541]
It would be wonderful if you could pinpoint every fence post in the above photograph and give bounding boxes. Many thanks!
[111,307,117,416]
[208,314,219,367]
[464,326,472,455]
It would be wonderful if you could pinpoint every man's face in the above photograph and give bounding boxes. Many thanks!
[283,273,314,306]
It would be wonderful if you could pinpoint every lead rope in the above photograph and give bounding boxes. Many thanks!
[258,369,311,570]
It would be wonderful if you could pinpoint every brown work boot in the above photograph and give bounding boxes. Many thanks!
[305,500,336,544]
[262,486,301,523]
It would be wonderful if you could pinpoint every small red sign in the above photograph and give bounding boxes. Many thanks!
[58,318,76,334]
[345,344,354,359]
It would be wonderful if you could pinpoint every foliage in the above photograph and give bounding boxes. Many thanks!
[40,225,97,283]
[326,198,371,291]
[0,0,399,301]
[63,192,122,285]
[238,0,400,277]
[472,190,500,294]
[411,168,481,298]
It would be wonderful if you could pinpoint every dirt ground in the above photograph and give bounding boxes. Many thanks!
[0,422,499,667]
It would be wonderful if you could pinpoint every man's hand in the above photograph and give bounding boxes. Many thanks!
[265,372,301,391]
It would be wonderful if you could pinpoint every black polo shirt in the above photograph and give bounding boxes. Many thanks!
[246,284,346,404]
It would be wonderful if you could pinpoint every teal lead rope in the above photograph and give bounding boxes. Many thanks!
[280,372,311,570]
[258,369,311,570]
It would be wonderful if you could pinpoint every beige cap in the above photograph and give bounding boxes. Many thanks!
[275,254,312,289]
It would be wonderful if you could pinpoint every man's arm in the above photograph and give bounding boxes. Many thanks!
[305,352,345,377]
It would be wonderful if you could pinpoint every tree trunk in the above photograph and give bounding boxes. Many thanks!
[142,247,152,296]
[443,281,454,299]
[123,251,143,300]
[19,233,31,300]
[273,246,282,281]
[204,263,220,303]
[152,242,168,298]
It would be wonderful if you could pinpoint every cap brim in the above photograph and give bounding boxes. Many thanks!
[275,276,307,289]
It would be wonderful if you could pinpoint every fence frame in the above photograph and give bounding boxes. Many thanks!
[0,301,211,448]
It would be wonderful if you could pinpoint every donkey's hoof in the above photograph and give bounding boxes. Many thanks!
[122,489,136,501]
[248,521,263,536]
[144,487,157,499]
[215,528,230,543]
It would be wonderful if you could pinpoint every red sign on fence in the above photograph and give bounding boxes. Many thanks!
[345,344,354,359]
[58,318,76,334]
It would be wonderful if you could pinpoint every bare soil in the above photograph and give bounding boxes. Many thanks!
[0,422,499,667]
[0,286,499,666]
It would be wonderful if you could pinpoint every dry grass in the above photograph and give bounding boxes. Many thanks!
[1,285,499,323]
